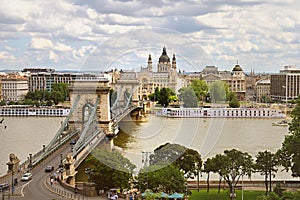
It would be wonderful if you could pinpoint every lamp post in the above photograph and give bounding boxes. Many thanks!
[142,151,150,190]
[59,153,63,168]
[28,154,32,169]
[85,168,92,182]
[242,171,244,200]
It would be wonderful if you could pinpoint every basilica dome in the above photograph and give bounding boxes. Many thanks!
[159,46,170,63]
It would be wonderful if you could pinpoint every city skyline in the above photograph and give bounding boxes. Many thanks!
[0,1,300,73]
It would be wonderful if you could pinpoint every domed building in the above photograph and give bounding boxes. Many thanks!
[136,46,178,100]
[200,63,246,101]
[228,64,246,100]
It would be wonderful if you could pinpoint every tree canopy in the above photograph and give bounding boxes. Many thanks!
[148,87,176,107]
[254,150,279,195]
[138,164,186,193]
[85,149,136,191]
[190,79,208,101]
[178,86,198,108]
[209,81,227,103]
[149,143,202,179]
[210,149,253,199]
[279,96,300,177]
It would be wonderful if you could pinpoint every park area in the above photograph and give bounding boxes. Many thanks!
[189,189,266,200]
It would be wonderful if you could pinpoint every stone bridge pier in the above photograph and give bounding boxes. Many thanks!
[68,77,114,136]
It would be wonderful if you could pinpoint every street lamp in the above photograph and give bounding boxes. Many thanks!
[241,171,244,200]
[59,153,63,168]
[28,154,32,169]
[85,168,92,182]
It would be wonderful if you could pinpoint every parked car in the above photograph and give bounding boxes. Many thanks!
[45,166,54,172]
[0,183,9,191]
[21,173,32,181]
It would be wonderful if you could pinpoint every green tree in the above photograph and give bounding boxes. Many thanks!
[179,87,198,107]
[0,100,5,106]
[229,93,240,108]
[279,96,300,177]
[190,79,208,102]
[213,149,253,200]
[85,149,136,191]
[138,164,186,193]
[149,143,202,180]
[50,90,63,105]
[209,81,226,103]
[203,158,218,193]
[254,151,279,195]
[157,88,175,107]
[51,83,69,101]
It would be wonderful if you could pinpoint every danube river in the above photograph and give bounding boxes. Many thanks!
[115,114,296,180]
[0,117,64,175]
[0,115,297,180]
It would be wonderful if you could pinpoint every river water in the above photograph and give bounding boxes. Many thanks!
[115,114,297,180]
[0,117,64,176]
[0,115,297,181]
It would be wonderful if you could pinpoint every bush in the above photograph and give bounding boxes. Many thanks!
[273,183,285,198]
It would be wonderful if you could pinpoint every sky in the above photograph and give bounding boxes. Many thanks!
[1,0,300,73]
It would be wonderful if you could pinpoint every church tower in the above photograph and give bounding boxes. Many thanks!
[147,54,152,71]
[172,54,176,70]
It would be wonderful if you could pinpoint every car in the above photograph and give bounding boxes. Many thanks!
[0,183,9,192]
[21,173,32,181]
[45,166,54,172]
[69,139,76,145]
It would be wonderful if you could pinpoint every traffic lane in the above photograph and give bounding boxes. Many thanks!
[12,142,73,199]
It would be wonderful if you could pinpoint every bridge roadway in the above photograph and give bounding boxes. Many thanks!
[4,141,71,200]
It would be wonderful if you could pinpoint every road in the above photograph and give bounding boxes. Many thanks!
[7,142,73,200]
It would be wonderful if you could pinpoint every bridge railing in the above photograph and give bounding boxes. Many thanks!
[18,130,79,171]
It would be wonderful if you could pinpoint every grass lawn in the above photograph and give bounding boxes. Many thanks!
[189,189,266,200]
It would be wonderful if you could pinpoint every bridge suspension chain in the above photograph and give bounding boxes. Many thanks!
[43,95,81,155]
[72,95,100,155]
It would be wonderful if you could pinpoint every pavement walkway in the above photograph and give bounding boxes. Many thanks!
[44,176,125,200]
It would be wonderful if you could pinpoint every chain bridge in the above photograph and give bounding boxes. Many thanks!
[19,75,144,187]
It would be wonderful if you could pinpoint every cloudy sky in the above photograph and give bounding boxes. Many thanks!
[0,0,300,73]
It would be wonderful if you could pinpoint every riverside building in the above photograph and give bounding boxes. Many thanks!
[271,66,300,102]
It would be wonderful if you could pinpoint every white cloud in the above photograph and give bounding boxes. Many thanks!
[54,42,73,52]
[4,46,16,51]
[0,51,15,60]
[29,38,54,50]
[0,0,299,72]
[49,50,58,62]
[238,41,259,52]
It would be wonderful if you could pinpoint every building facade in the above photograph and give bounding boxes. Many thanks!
[28,72,101,92]
[1,75,28,102]
[255,79,271,102]
[133,46,178,100]
[201,64,246,100]
[271,66,300,102]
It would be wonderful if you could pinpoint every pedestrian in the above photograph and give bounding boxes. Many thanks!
[50,178,54,186]
[74,186,78,194]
